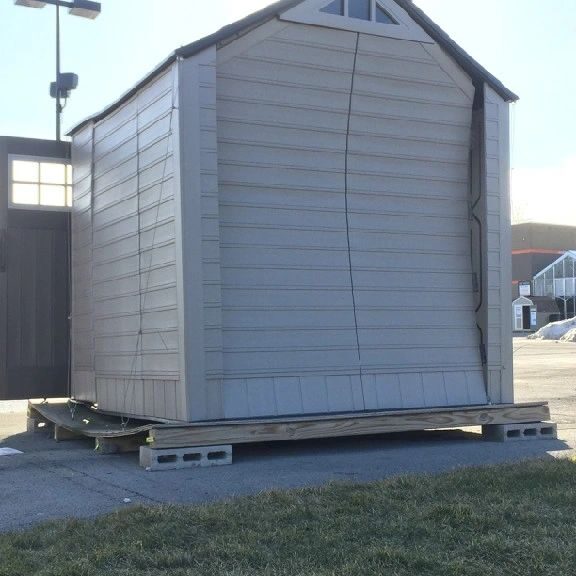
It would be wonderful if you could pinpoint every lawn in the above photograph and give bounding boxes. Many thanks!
[2,458,576,576]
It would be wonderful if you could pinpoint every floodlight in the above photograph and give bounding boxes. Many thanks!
[13,0,101,140]
[14,0,47,7]
[68,0,101,19]
[50,73,79,98]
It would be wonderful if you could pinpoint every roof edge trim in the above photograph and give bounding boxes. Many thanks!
[69,0,518,134]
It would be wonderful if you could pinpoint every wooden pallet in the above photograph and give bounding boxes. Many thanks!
[28,401,551,455]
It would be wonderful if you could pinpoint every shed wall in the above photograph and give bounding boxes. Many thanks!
[483,85,513,402]
[178,47,224,420]
[71,125,96,402]
[71,66,186,420]
[213,21,488,418]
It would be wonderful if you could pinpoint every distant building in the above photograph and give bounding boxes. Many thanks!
[512,295,559,332]
[511,224,576,331]
[532,251,576,319]
[512,223,576,298]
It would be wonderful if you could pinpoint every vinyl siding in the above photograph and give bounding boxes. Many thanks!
[71,124,96,402]
[484,85,513,403]
[178,47,223,420]
[217,25,360,395]
[215,22,487,418]
[71,65,185,420]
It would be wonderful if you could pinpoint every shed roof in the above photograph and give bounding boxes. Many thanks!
[69,0,518,135]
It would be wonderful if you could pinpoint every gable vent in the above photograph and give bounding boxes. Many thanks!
[321,0,398,24]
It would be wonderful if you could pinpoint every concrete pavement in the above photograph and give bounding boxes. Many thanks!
[0,337,574,533]
[513,337,576,426]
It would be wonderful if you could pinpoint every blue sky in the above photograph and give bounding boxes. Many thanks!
[1,0,574,223]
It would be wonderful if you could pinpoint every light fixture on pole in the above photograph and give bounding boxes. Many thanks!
[14,0,101,141]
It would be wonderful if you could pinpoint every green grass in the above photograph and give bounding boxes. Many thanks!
[2,459,576,576]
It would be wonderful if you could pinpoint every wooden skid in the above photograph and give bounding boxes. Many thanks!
[149,403,551,449]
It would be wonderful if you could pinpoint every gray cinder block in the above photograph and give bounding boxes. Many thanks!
[26,416,51,434]
[482,421,557,442]
[140,445,233,471]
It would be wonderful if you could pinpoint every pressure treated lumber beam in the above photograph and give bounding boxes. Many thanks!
[149,403,550,449]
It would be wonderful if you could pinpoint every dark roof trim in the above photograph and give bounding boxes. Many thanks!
[175,0,303,59]
[69,0,517,134]
[68,0,301,135]
[393,0,518,102]
[68,53,176,135]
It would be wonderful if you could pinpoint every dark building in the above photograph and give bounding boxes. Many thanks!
[0,136,71,401]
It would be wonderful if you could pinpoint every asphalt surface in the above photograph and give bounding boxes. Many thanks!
[513,337,576,426]
[0,337,574,533]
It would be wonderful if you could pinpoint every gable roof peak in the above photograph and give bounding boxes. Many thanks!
[69,0,517,135]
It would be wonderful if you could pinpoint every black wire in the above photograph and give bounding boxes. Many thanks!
[344,33,362,368]
[469,100,487,367]
[342,33,368,407]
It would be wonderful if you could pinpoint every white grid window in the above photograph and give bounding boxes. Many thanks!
[11,159,72,209]
[321,0,398,24]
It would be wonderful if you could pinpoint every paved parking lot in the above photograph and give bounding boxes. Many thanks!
[0,336,574,532]
[513,337,576,426]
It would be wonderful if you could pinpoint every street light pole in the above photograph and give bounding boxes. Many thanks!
[55,0,61,141]
[14,0,101,141]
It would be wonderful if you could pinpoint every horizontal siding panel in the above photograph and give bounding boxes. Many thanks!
[222,309,355,329]
[349,132,469,163]
[348,213,469,236]
[216,22,484,412]
[246,37,355,70]
[93,158,137,195]
[220,57,353,91]
[350,114,469,144]
[357,309,477,327]
[354,94,472,126]
[355,54,457,87]
[220,246,348,268]
[221,349,354,373]
[219,142,343,171]
[218,99,347,131]
[275,22,356,49]
[218,76,351,110]
[220,203,346,228]
[348,194,468,218]
[350,231,468,252]
[355,74,469,107]
[222,328,357,350]
[72,64,182,419]
[221,225,347,248]
[219,119,346,150]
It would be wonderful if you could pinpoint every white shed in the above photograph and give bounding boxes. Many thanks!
[69,0,517,424]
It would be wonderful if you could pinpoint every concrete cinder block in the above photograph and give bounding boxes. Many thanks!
[140,445,233,471]
[482,421,557,442]
[26,417,38,434]
[26,416,51,434]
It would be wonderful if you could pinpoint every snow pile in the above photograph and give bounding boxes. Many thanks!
[560,328,576,343]
[528,317,576,341]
